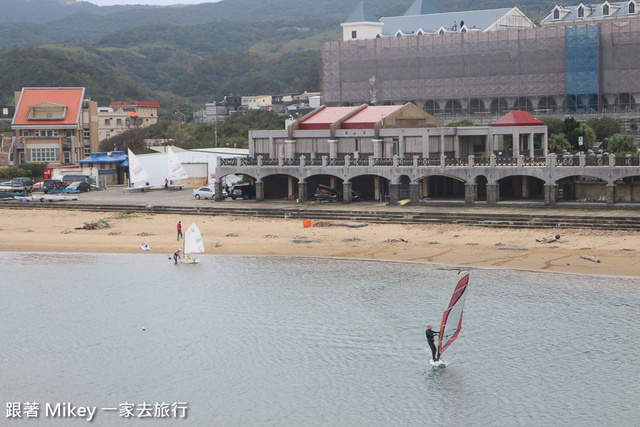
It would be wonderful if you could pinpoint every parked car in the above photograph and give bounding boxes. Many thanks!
[32,181,44,192]
[63,181,91,193]
[62,175,96,186]
[193,186,227,200]
[10,177,34,193]
[229,183,256,200]
[43,179,65,194]
[0,180,11,191]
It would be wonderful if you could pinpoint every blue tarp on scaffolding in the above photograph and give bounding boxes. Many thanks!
[565,25,599,113]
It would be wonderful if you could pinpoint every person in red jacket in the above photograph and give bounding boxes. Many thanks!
[177,221,182,241]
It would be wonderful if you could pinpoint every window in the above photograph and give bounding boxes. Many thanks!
[30,148,58,162]
[603,4,610,15]
[105,119,111,126]
[19,152,25,164]
[554,9,560,19]
[116,118,122,126]
[84,146,91,157]
[578,6,584,17]
[630,2,636,13]
[66,130,73,137]
[22,131,28,137]
[352,30,357,39]
[63,152,70,163]
[35,130,58,137]
[2,107,7,115]
[105,131,111,138]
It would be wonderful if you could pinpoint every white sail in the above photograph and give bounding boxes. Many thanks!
[127,149,149,184]
[183,223,205,255]
[167,146,188,181]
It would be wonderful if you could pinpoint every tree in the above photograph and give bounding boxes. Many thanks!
[548,133,571,152]
[607,133,637,155]
[446,119,480,127]
[541,117,564,136]
[585,116,622,142]
[566,122,596,151]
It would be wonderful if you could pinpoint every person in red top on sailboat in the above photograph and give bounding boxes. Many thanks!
[426,324,440,361]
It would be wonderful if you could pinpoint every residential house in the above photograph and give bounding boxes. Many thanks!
[98,101,159,142]
[11,87,98,166]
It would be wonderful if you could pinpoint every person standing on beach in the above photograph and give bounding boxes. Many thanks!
[177,221,183,241]
[426,324,440,361]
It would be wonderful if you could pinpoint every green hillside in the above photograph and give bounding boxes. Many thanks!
[0,0,565,113]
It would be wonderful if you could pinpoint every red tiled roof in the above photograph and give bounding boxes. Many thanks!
[342,105,402,129]
[299,107,356,130]
[492,111,544,127]
[12,88,85,127]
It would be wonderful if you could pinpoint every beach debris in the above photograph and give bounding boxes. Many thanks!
[342,237,361,242]
[142,327,146,331]
[108,231,122,236]
[536,236,565,244]
[329,222,368,228]
[293,235,308,239]
[61,228,72,234]
[497,247,528,251]
[465,243,479,246]
[427,241,440,245]
[384,238,407,243]
[225,233,238,237]
[312,221,331,227]
[621,248,636,251]
[292,239,316,244]
[76,220,110,230]
[136,232,154,236]
[495,242,505,246]
[215,242,222,247]
[264,234,279,238]
[452,234,459,238]
[24,229,34,232]
[580,255,601,263]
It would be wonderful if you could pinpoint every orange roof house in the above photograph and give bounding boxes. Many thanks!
[11,87,98,165]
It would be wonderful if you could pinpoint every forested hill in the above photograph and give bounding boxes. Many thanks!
[0,0,562,112]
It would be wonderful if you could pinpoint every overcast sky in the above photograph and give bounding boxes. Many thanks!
[87,0,218,5]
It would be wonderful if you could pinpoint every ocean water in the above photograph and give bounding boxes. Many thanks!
[0,253,638,426]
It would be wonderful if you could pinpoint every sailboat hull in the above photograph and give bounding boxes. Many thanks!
[182,256,199,264]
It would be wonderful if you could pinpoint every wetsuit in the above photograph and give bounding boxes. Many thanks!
[173,250,181,263]
[426,328,439,360]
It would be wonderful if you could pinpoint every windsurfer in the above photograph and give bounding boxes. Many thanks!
[173,248,181,263]
[426,324,439,361]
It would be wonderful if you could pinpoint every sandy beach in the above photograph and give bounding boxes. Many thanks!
[2,207,640,277]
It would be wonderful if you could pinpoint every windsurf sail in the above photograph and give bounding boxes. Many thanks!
[438,270,470,356]
[167,146,188,181]
[183,223,205,256]
[127,149,149,185]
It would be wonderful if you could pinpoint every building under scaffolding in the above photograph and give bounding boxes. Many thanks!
[323,6,640,116]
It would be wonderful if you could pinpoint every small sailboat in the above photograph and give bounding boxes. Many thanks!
[182,223,204,264]
[430,270,470,367]
[167,146,188,181]
[125,149,151,191]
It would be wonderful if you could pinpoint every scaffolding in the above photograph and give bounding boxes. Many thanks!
[322,20,640,116]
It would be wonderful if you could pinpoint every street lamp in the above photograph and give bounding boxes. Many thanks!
[213,102,218,147]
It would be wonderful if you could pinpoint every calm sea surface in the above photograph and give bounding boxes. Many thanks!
[1,253,638,426]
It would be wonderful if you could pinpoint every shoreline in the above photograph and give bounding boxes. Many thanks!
[1,208,639,277]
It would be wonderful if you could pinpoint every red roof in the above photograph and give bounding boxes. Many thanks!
[342,105,402,129]
[492,111,544,127]
[299,105,404,130]
[299,107,356,130]
[12,88,85,127]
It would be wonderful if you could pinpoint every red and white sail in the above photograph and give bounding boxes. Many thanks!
[438,271,470,355]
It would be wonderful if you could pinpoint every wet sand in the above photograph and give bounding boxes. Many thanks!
[1,208,639,277]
